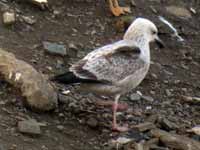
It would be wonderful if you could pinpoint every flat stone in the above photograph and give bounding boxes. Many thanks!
[43,41,67,56]
[132,122,156,132]
[166,6,192,19]
[159,118,178,131]
[18,120,41,135]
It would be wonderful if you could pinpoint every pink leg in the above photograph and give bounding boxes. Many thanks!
[96,100,128,111]
[112,95,129,132]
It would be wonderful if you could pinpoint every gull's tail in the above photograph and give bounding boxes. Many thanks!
[51,72,101,84]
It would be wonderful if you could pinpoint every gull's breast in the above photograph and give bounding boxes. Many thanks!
[117,63,150,94]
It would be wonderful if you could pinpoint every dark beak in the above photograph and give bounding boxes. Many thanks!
[155,37,165,48]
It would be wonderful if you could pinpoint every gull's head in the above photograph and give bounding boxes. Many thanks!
[124,18,164,48]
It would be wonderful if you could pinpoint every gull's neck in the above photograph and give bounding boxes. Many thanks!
[126,35,151,63]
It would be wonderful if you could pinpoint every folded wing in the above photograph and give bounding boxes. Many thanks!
[70,45,145,84]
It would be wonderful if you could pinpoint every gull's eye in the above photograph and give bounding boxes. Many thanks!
[152,30,157,35]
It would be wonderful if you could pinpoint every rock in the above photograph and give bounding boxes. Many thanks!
[2,11,15,25]
[150,73,158,79]
[130,93,141,101]
[61,90,70,95]
[144,138,159,149]
[58,113,64,117]
[0,145,5,150]
[58,94,70,104]
[57,125,64,131]
[29,0,48,10]
[150,6,157,14]
[190,8,196,14]
[149,145,169,150]
[159,118,178,131]
[52,9,62,18]
[0,49,58,111]
[18,120,41,135]
[166,6,191,19]
[180,96,200,104]
[9,144,17,150]
[134,142,145,150]
[21,15,36,25]
[141,95,154,102]
[127,130,145,142]
[68,43,78,57]
[55,59,64,69]
[146,115,158,123]
[144,138,160,150]
[132,122,156,132]
[187,125,200,136]
[86,117,98,128]
[151,129,200,150]
[149,0,161,2]
[165,89,172,97]
[111,137,133,145]
[150,90,156,95]
[43,41,67,56]
[130,0,136,7]
[0,1,9,12]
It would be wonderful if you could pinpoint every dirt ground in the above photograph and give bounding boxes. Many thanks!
[0,0,200,149]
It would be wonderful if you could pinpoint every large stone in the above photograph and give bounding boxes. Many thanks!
[166,6,192,19]
[0,49,57,111]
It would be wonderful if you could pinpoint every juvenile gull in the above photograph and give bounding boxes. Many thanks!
[52,18,164,132]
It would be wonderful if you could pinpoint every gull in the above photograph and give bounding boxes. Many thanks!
[51,18,164,132]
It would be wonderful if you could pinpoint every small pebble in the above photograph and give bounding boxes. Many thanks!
[57,125,64,131]
[86,117,98,128]
[130,93,141,101]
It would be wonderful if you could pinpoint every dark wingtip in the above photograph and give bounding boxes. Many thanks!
[50,72,76,84]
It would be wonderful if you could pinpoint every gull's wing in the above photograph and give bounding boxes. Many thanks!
[70,42,145,84]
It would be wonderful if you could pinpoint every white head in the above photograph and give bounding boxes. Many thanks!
[123,18,164,48]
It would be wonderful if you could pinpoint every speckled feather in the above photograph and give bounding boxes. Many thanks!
[70,40,145,84]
